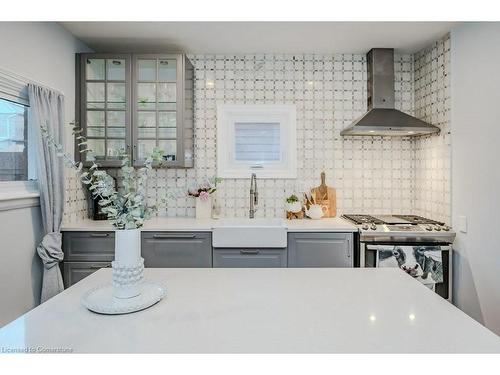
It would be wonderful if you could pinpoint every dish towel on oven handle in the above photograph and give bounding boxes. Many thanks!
[372,245,444,290]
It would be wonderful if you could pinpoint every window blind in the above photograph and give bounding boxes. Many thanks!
[234,122,280,162]
[0,68,29,106]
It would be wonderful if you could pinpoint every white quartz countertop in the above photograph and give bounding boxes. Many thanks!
[60,217,358,232]
[1,268,499,353]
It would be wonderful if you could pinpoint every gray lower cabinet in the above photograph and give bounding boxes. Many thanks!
[287,232,353,268]
[63,262,111,289]
[63,231,115,262]
[62,231,115,287]
[142,232,212,267]
[61,230,354,286]
[213,248,287,268]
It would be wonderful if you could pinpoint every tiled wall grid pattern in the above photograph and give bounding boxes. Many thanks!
[413,36,451,223]
[63,35,451,224]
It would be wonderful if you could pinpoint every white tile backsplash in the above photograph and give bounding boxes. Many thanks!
[63,167,88,223]
[63,35,451,224]
[413,34,451,223]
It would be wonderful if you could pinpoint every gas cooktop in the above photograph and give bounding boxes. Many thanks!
[342,214,455,243]
[342,214,444,226]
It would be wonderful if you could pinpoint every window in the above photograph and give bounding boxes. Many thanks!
[234,122,280,162]
[217,104,296,178]
[0,98,28,181]
[0,68,38,206]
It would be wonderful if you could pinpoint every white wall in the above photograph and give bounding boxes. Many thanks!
[0,22,89,327]
[0,206,43,327]
[0,22,91,149]
[451,23,500,335]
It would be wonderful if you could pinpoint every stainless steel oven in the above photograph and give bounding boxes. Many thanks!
[343,214,455,301]
[361,242,452,300]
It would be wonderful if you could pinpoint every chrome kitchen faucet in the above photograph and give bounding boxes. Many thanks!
[249,173,258,218]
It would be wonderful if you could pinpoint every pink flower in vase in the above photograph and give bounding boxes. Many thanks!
[199,191,210,202]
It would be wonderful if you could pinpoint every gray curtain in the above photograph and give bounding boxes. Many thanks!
[28,84,66,303]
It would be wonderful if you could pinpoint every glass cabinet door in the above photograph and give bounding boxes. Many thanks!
[133,55,182,166]
[80,54,130,166]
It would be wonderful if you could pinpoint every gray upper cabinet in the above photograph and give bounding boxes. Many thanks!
[77,54,132,168]
[132,54,194,168]
[77,53,194,168]
[288,233,353,268]
[142,232,212,267]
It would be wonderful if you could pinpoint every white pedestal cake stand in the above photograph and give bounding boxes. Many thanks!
[81,281,166,315]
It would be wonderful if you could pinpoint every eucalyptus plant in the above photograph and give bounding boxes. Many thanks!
[41,122,173,230]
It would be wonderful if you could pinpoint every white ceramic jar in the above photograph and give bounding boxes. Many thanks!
[306,204,324,220]
[196,196,212,219]
[286,201,303,213]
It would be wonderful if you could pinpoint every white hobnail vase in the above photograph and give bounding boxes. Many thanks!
[112,229,143,299]
[195,196,212,219]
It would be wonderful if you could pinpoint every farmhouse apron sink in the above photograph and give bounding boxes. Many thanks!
[212,218,287,248]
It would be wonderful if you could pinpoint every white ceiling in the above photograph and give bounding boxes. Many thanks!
[60,22,459,54]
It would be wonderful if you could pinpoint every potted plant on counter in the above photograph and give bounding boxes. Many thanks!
[285,194,304,220]
[285,194,302,213]
[188,177,222,219]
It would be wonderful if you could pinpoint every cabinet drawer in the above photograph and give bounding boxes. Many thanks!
[213,248,287,268]
[63,232,115,262]
[288,232,353,268]
[63,261,110,288]
[142,232,212,268]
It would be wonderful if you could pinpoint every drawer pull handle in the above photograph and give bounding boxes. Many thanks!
[89,233,109,238]
[90,264,110,269]
[240,249,260,255]
[153,234,196,239]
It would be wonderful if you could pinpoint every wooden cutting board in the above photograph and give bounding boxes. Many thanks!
[311,172,337,218]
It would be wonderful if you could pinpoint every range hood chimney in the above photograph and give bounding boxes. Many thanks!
[340,48,440,137]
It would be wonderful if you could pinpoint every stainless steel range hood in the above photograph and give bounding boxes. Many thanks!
[340,48,440,137]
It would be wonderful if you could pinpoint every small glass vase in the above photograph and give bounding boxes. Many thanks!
[211,193,221,219]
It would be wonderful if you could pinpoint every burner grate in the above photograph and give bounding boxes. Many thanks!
[342,214,384,225]
[343,214,444,226]
[392,215,444,226]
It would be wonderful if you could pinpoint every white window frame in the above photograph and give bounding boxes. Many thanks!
[217,104,297,179]
[0,67,39,210]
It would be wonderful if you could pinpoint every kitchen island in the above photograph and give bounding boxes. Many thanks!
[1,268,499,353]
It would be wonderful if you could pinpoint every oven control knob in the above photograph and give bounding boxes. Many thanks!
[425,225,433,231]
[362,224,369,230]
[370,224,377,230]
[442,226,450,231]
[434,226,441,231]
